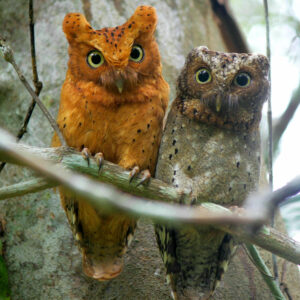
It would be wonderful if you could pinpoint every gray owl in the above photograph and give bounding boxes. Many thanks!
[155,46,270,300]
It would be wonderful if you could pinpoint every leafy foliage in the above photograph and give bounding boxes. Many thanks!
[0,241,10,300]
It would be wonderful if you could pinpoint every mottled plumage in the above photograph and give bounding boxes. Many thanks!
[52,6,169,281]
[155,46,269,299]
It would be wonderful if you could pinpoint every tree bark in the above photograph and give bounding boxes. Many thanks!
[0,1,299,299]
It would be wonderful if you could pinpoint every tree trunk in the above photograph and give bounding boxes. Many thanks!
[0,0,299,299]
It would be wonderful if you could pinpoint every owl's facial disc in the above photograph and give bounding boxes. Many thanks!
[85,48,140,94]
[113,45,144,93]
[192,69,253,113]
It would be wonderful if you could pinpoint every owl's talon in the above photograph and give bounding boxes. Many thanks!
[81,147,92,166]
[129,166,140,183]
[95,152,104,173]
[136,169,151,186]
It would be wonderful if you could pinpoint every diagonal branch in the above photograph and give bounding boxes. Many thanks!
[0,129,258,226]
[0,0,43,173]
[0,127,300,265]
[273,82,300,153]
[244,177,300,226]
[0,144,190,206]
[263,0,278,283]
[0,36,66,146]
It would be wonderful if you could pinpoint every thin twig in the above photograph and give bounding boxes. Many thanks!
[244,244,286,300]
[279,261,293,300]
[273,82,300,153]
[244,177,300,231]
[29,0,41,90]
[280,283,293,300]
[0,129,300,266]
[0,177,54,199]
[0,37,66,146]
[18,0,43,140]
[0,0,43,173]
[263,0,278,282]
[263,0,273,197]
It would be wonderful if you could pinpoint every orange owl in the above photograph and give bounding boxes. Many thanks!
[52,6,169,281]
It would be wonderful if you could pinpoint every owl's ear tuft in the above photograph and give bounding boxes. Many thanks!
[256,54,270,77]
[63,13,92,42]
[129,5,157,35]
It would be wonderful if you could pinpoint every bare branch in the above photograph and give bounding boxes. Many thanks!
[0,144,190,206]
[0,177,54,199]
[273,82,300,152]
[0,128,300,265]
[228,224,300,265]
[0,0,43,173]
[210,0,249,53]
[245,177,300,221]
[263,0,278,282]
[0,37,66,146]
[0,128,255,226]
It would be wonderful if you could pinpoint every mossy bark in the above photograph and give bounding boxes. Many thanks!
[0,1,299,299]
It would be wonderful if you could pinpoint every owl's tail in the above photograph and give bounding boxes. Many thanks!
[155,224,235,300]
[82,252,123,281]
[78,212,136,281]
[60,190,136,281]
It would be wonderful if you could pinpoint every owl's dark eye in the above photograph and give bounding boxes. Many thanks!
[234,72,251,87]
[130,45,144,62]
[87,50,104,68]
[196,68,212,84]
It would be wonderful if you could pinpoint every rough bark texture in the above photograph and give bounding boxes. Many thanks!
[0,1,299,299]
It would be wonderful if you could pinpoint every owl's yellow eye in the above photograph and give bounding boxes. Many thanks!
[234,72,251,87]
[196,68,212,84]
[87,50,104,68]
[130,45,144,62]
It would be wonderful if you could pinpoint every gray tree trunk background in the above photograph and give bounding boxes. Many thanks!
[0,0,299,299]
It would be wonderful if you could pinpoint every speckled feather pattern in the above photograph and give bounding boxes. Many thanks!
[52,6,169,281]
[177,46,269,131]
[155,46,269,299]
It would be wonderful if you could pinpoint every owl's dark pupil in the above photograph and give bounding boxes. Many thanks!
[131,48,140,59]
[91,53,101,64]
[236,74,249,86]
[198,70,209,82]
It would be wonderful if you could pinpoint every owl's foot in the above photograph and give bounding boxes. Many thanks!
[137,169,151,186]
[129,166,151,186]
[81,147,92,166]
[95,152,104,173]
[129,166,140,182]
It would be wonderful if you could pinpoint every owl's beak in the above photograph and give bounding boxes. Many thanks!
[115,79,124,94]
[216,94,222,112]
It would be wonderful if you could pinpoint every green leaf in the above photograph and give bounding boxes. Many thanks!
[0,241,10,300]
[280,194,300,207]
